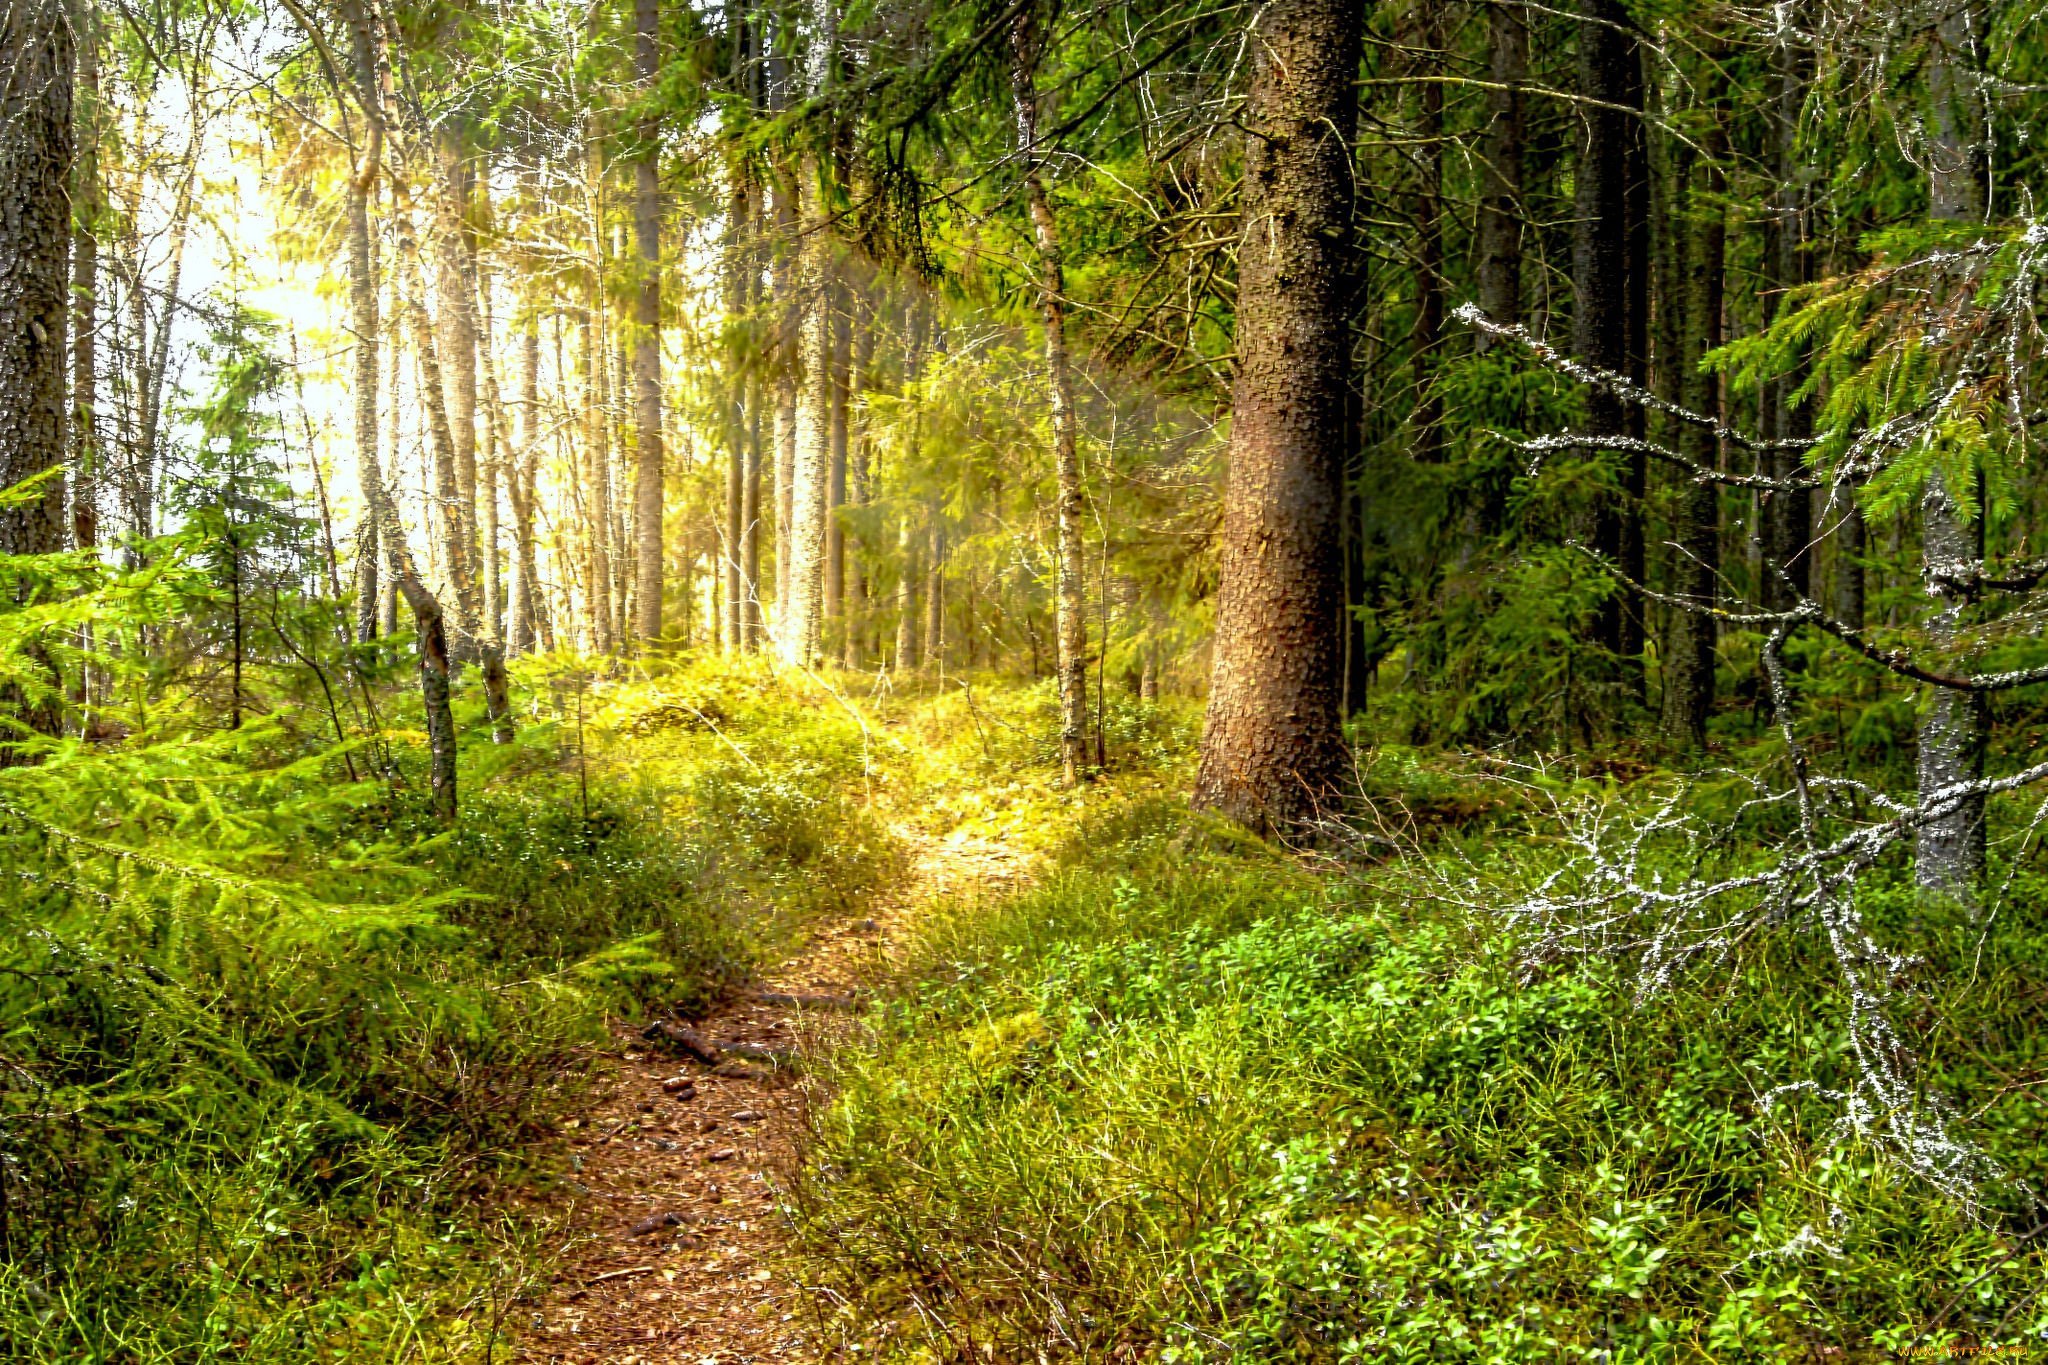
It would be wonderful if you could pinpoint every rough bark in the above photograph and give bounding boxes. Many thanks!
[1760,21,1813,611]
[1916,0,1988,897]
[631,0,664,646]
[374,472,458,823]
[1573,0,1638,670]
[1661,119,1723,749]
[0,0,71,753]
[398,200,480,677]
[777,0,836,667]
[435,130,482,659]
[1474,0,1525,339]
[1411,7,1444,464]
[71,0,99,558]
[1011,9,1090,784]
[1191,0,1361,835]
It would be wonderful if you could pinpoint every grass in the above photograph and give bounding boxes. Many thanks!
[0,654,890,1361]
[789,699,2048,1362]
[17,658,2048,1361]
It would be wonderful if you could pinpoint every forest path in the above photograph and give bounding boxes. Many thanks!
[514,802,1031,1365]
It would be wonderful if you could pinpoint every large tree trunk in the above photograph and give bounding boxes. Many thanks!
[1908,0,1990,896]
[1474,0,1524,341]
[1191,0,1361,835]
[1660,104,1723,749]
[1573,0,1638,676]
[1916,0,1989,896]
[1011,9,1090,785]
[0,0,72,751]
[631,0,664,646]
[779,0,835,667]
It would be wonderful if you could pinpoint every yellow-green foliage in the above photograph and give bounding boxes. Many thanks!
[0,647,891,1361]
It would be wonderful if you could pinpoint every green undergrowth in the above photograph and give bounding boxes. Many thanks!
[792,739,2048,1362]
[0,655,887,1361]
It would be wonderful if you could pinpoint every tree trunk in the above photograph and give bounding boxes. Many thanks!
[843,288,872,669]
[71,0,99,558]
[375,475,458,823]
[1660,108,1722,749]
[779,0,835,667]
[1191,0,1361,835]
[631,0,664,646]
[399,200,480,679]
[349,135,382,646]
[825,279,849,651]
[1011,9,1090,785]
[508,295,542,654]
[924,514,945,670]
[1410,7,1444,464]
[1474,0,1524,339]
[435,130,483,663]
[478,267,506,648]
[1916,0,1988,896]
[579,305,614,653]
[1573,0,1638,674]
[0,0,71,751]
[725,175,750,653]
[895,509,920,671]
[1760,21,1813,612]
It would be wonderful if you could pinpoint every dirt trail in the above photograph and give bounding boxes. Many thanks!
[516,822,1027,1364]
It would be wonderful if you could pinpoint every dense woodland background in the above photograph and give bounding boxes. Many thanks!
[6,0,2048,1357]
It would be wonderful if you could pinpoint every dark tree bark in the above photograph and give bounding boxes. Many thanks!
[1410,7,1444,464]
[1916,0,1989,897]
[0,0,74,752]
[1618,39,1650,675]
[1474,0,1525,341]
[1760,19,1813,612]
[1192,0,1361,835]
[1572,0,1639,671]
[631,0,664,646]
[1661,109,1724,749]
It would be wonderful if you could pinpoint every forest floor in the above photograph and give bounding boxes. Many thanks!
[515,793,1032,1364]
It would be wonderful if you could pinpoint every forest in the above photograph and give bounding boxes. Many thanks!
[3,0,2048,1358]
